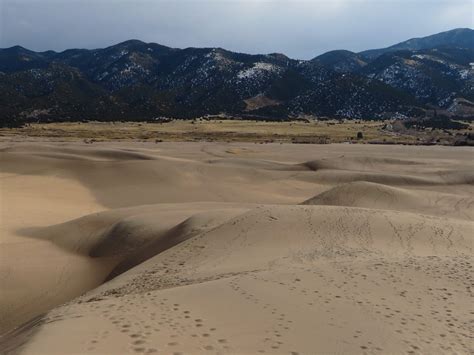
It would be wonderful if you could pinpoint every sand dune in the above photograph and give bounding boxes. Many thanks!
[0,141,473,354]
[303,181,474,219]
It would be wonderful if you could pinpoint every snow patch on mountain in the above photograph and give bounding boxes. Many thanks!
[236,62,282,80]
[205,49,236,69]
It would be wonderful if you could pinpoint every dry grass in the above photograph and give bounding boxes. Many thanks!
[0,119,469,144]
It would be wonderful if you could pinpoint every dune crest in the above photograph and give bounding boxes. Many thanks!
[303,181,474,219]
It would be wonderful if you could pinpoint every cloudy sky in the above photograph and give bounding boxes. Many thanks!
[0,0,472,59]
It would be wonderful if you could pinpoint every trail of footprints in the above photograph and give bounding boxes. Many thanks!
[228,275,299,354]
[244,270,373,352]
[42,235,472,354]
[227,254,472,354]
[65,294,232,354]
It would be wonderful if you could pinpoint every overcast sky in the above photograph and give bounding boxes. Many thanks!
[0,0,472,59]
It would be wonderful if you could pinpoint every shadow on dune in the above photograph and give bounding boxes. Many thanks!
[18,204,251,282]
[302,156,425,171]
[300,156,474,186]
[0,315,44,355]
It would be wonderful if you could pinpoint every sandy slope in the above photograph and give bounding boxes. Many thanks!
[0,141,473,354]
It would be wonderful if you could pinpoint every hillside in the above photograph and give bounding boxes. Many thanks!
[1,29,473,125]
[361,47,474,107]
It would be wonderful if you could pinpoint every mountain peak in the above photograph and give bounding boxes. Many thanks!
[311,50,367,73]
[114,39,146,47]
[1,45,31,54]
[360,28,474,59]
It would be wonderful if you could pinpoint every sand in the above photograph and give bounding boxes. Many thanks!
[0,141,472,354]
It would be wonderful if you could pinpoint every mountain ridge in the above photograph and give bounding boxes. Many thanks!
[359,28,474,59]
[1,28,473,125]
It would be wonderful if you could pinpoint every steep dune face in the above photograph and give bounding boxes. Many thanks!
[20,203,252,280]
[0,142,473,354]
[1,201,251,334]
[21,203,253,258]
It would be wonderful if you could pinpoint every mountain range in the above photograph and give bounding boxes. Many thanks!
[1,28,473,125]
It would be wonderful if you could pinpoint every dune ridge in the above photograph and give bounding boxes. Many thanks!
[303,181,474,219]
[1,141,473,354]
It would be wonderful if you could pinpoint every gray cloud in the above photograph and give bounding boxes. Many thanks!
[1,0,472,59]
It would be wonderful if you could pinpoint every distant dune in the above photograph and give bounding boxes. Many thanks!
[303,181,474,219]
[0,141,472,354]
